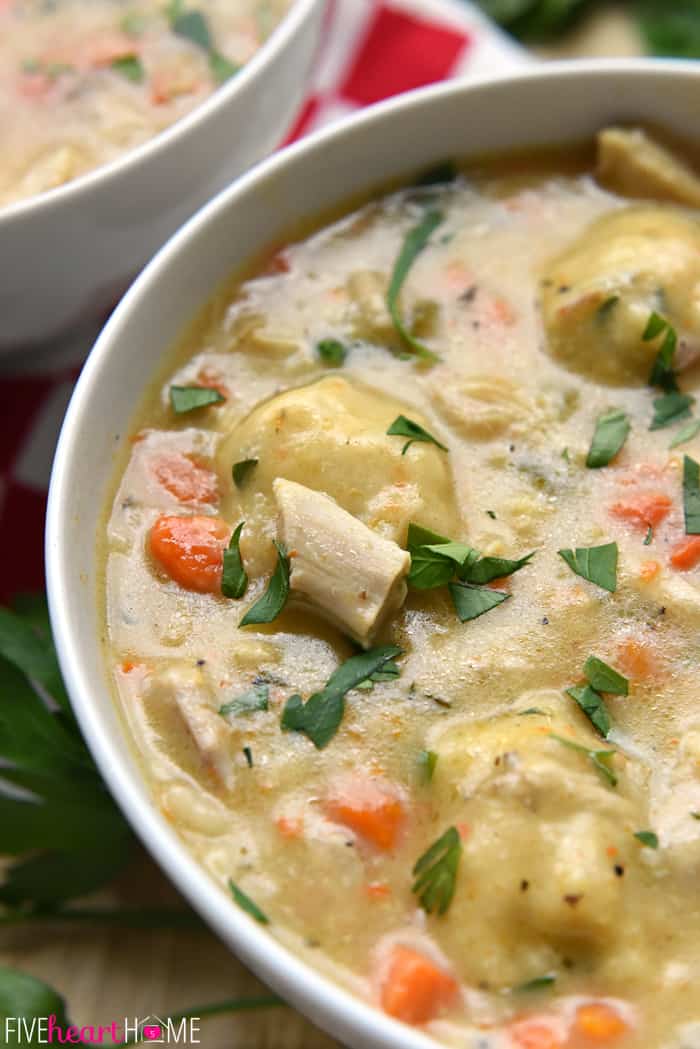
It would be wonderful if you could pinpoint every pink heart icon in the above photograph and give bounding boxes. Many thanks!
[143,1026,162,1040]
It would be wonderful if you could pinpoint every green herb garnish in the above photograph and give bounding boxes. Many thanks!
[168,5,237,83]
[550,734,618,787]
[418,749,438,782]
[281,645,401,749]
[461,551,534,585]
[670,418,700,449]
[644,311,678,392]
[583,655,628,695]
[634,830,659,849]
[316,338,348,366]
[650,391,694,430]
[356,659,401,691]
[387,210,443,362]
[387,415,447,455]
[219,684,268,719]
[110,54,145,82]
[596,295,619,321]
[586,409,630,468]
[208,50,239,83]
[683,455,700,534]
[558,542,617,592]
[229,879,269,924]
[644,525,653,545]
[448,582,509,622]
[514,974,556,993]
[170,385,225,413]
[240,541,289,626]
[232,458,258,488]
[566,685,611,738]
[411,826,461,915]
[221,522,248,600]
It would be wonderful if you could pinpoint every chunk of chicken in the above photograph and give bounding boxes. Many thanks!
[218,376,460,574]
[274,478,409,646]
[542,206,700,384]
[597,127,700,208]
[148,665,234,790]
[424,693,650,989]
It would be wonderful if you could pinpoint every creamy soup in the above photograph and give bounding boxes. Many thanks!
[103,127,700,1049]
[0,0,289,208]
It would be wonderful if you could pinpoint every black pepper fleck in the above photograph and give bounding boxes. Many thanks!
[614,864,625,878]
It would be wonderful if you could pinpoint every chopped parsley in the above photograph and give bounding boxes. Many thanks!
[412,826,461,915]
[449,582,510,622]
[239,541,289,626]
[513,974,556,993]
[232,458,258,488]
[566,685,611,738]
[110,54,145,83]
[644,310,679,392]
[683,455,700,534]
[386,415,447,455]
[650,391,694,431]
[670,418,700,449]
[167,3,238,84]
[221,522,247,600]
[418,749,438,782]
[387,210,443,362]
[583,655,629,696]
[550,733,618,787]
[644,525,653,545]
[316,338,348,366]
[219,684,268,718]
[169,385,225,413]
[586,409,630,468]
[565,656,626,738]
[281,645,401,749]
[229,879,269,924]
[634,830,659,849]
[558,542,618,593]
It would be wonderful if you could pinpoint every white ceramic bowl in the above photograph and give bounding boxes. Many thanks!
[47,60,700,1049]
[0,0,324,353]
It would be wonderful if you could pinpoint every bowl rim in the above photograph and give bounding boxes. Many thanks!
[46,57,700,1049]
[0,0,322,227]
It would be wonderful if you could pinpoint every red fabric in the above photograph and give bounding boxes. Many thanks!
[340,5,469,105]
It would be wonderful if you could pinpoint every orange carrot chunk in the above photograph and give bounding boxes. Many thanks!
[508,1018,563,1049]
[615,637,654,682]
[573,1002,628,1043]
[670,535,700,571]
[149,514,229,593]
[380,946,457,1025]
[152,453,219,505]
[609,492,672,530]
[638,560,660,582]
[325,779,405,850]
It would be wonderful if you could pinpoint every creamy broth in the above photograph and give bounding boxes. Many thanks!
[103,128,700,1049]
[0,0,289,208]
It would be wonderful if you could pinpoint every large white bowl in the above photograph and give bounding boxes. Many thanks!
[47,60,700,1049]
[0,0,324,353]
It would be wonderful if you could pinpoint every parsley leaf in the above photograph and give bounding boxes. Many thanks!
[644,311,679,392]
[634,830,659,849]
[111,54,145,82]
[407,547,455,590]
[386,415,447,455]
[550,734,618,787]
[219,684,268,718]
[209,50,239,83]
[448,581,510,622]
[387,210,443,362]
[460,551,534,585]
[240,542,289,626]
[650,391,694,430]
[229,879,269,924]
[316,338,347,366]
[221,522,247,600]
[566,685,611,738]
[281,645,401,749]
[418,749,438,782]
[586,409,630,468]
[683,454,700,534]
[170,385,225,413]
[514,974,556,993]
[171,8,212,48]
[412,826,461,915]
[232,458,258,488]
[558,542,618,592]
[670,418,700,449]
[583,655,628,695]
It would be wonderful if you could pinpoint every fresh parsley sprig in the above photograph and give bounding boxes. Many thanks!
[387,210,443,362]
[412,826,462,915]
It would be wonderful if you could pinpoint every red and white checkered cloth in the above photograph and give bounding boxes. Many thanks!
[0,0,526,601]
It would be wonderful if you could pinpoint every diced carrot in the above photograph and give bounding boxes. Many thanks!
[325,778,405,850]
[487,296,517,327]
[638,560,660,582]
[572,1002,628,1043]
[276,816,303,839]
[149,514,229,593]
[151,453,219,505]
[380,946,457,1025]
[487,576,511,591]
[615,638,654,682]
[457,823,471,840]
[508,1018,563,1049]
[670,535,700,571]
[17,72,54,99]
[364,881,391,900]
[609,493,672,530]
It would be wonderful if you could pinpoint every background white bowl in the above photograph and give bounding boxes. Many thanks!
[0,0,324,354]
[47,60,700,1049]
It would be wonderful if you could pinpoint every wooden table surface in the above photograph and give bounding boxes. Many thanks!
[1,8,643,1046]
